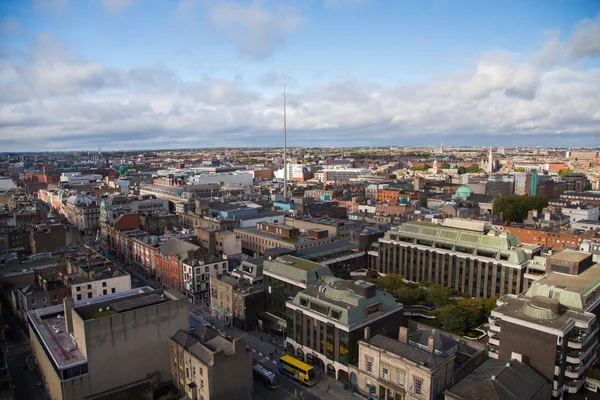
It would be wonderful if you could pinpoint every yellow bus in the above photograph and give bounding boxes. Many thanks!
[278,355,317,386]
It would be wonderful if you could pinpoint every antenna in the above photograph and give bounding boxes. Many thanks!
[283,73,288,201]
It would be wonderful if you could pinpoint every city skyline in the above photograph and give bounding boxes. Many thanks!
[1,0,599,151]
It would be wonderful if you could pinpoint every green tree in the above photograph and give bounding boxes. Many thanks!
[493,194,549,222]
[466,163,480,173]
[483,296,498,315]
[440,162,451,169]
[426,284,455,306]
[558,168,573,177]
[375,274,405,292]
[457,166,467,174]
[437,298,482,332]
[394,286,426,305]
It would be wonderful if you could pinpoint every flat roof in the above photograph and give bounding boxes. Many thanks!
[549,251,591,264]
[29,305,87,369]
[536,262,600,295]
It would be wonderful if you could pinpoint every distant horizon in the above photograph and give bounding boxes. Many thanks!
[1,0,599,151]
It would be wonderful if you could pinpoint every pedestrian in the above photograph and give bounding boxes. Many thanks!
[260,335,263,341]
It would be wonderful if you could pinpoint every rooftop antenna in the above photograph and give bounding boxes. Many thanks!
[283,73,288,201]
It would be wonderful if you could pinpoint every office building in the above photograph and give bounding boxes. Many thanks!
[561,173,591,192]
[286,276,404,381]
[29,288,190,400]
[562,204,599,224]
[210,271,265,331]
[489,251,600,397]
[372,220,535,298]
[63,194,100,231]
[170,325,252,400]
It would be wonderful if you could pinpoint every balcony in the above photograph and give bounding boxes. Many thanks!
[565,352,598,379]
[563,379,584,393]
[568,325,599,349]
[488,345,499,359]
[489,338,500,346]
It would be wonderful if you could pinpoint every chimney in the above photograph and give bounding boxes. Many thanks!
[510,352,523,362]
[364,326,371,341]
[427,334,435,353]
[399,326,408,344]
[64,296,75,335]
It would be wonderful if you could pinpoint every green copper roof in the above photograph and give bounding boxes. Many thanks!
[384,221,527,265]
[290,276,401,327]
[263,255,333,285]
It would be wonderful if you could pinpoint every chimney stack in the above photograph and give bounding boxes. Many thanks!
[399,326,408,344]
[364,326,371,341]
[64,296,75,335]
[427,334,435,353]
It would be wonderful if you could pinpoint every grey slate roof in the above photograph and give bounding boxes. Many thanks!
[368,334,446,369]
[159,238,200,259]
[171,325,236,366]
[445,359,549,400]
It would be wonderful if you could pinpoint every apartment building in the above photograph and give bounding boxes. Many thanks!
[372,220,537,298]
[29,288,190,400]
[284,216,358,238]
[497,224,599,251]
[170,325,252,400]
[489,251,600,397]
[286,276,404,381]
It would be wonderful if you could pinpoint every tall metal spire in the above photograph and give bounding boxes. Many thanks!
[283,73,288,200]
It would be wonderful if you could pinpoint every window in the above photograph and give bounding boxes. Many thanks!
[87,293,92,299]
[199,367,203,376]
[382,365,389,380]
[54,295,58,301]
[87,284,92,290]
[76,286,81,292]
[200,380,204,390]
[366,357,373,373]
[102,282,107,287]
[193,366,196,376]
[397,369,405,387]
[31,299,36,305]
[77,294,82,301]
[111,288,116,294]
[414,378,423,396]
[103,289,107,295]
[186,367,189,379]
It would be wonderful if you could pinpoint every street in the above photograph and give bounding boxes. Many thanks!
[2,311,48,400]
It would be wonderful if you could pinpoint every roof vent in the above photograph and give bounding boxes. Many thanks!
[491,375,496,381]
[505,362,511,367]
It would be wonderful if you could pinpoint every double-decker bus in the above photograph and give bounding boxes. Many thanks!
[278,355,316,386]
[253,363,278,389]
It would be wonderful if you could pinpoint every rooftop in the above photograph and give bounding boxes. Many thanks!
[445,359,549,400]
[290,276,401,327]
[367,334,446,369]
[236,226,324,244]
[264,255,333,286]
[548,250,592,264]
[171,325,240,366]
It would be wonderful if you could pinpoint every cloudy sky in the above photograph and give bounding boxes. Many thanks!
[1,0,599,151]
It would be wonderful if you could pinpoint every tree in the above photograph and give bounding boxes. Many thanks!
[558,168,573,177]
[426,284,455,306]
[440,162,451,169]
[514,167,526,172]
[483,296,498,315]
[457,166,467,174]
[394,285,426,305]
[466,163,480,173]
[375,274,405,292]
[493,194,549,222]
[437,298,482,332]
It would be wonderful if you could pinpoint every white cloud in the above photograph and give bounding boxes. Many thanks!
[207,0,304,58]
[1,15,600,151]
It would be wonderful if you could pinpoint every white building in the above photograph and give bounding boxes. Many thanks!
[191,172,254,186]
[322,167,371,183]
[182,255,228,304]
[130,197,169,213]
[274,164,308,181]
[71,272,132,301]
[60,172,102,185]
[562,204,599,224]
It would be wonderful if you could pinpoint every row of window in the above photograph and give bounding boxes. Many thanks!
[365,357,422,395]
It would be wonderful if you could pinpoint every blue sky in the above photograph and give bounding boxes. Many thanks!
[1,0,599,151]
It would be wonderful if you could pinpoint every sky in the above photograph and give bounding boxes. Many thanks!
[0,0,599,151]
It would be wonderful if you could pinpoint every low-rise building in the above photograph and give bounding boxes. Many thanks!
[170,325,252,400]
[210,271,265,331]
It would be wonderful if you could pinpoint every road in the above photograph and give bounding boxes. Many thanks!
[2,311,48,400]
